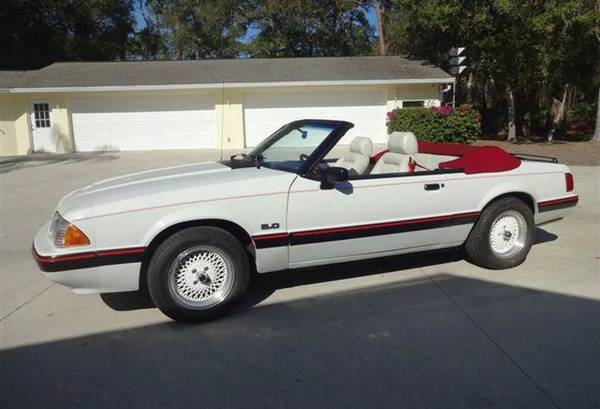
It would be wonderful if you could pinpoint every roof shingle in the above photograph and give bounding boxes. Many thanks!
[0,71,27,88]
[0,56,451,89]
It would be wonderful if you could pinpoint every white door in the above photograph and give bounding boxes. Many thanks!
[286,173,459,268]
[30,101,58,153]
[243,90,388,147]
[71,94,217,152]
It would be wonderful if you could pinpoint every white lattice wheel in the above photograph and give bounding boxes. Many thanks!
[489,210,527,258]
[168,246,234,309]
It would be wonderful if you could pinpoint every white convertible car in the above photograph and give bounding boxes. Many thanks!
[33,119,578,322]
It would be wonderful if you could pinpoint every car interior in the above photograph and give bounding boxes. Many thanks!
[333,136,373,175]
[330,132,459,178]
[238,121,519,178]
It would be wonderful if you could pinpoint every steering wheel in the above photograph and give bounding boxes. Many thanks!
[299,153,309,161]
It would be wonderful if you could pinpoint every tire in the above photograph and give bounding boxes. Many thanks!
[464,197,534,269]
[147,226,250,323]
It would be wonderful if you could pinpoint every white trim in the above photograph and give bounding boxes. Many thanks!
[400,99,426,108]
[5,78,454,93]
[29,99,55,152]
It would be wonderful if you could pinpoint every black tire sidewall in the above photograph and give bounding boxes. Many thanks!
[466,197,534,269]
[147,226,250,323]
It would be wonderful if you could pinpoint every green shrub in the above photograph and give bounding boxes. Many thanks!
[386,104,481,144]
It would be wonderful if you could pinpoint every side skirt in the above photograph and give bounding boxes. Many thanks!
[253,211,480,249]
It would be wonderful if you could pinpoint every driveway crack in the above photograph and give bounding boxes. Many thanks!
[1,284,54,321]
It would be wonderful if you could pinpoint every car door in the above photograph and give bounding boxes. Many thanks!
[286,172,456,268]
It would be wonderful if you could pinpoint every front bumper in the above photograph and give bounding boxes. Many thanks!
[33,221,143,294]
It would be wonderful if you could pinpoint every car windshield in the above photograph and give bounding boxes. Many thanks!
[248,122,337,173]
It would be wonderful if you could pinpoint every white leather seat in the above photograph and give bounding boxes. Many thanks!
[335,137,373,175]
[371,132,418,174]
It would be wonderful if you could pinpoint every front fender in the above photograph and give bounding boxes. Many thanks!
[140,204,255,246]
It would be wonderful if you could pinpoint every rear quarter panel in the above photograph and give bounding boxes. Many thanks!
[449,161,574,227]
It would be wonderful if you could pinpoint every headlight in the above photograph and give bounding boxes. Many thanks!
[50,212,90,247]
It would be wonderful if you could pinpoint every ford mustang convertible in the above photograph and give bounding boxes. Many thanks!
[33,119,578,322]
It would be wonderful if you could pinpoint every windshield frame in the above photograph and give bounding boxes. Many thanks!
[248,119,354,176]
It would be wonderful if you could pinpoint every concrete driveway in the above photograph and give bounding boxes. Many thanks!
[1,152,598,409]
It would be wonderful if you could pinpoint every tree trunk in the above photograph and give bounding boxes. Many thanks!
[594,86,600,142]
[485,78,493,109]
[548,85,569,142]
[522,112,530,139]
[506,85,516,142]
[466,72,474,103]
[375,1,386,56]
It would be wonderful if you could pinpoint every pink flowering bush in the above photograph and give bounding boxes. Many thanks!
[430,105,454,116]
[386,104,480,143]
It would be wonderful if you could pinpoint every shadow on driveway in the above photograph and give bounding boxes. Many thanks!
[0,152,119,174]
[2,229,597,409]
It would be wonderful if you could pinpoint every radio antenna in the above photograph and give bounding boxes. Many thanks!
[219,75,225,161]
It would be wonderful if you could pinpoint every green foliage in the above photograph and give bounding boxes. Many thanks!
[387,105,480,144]
[246,0,374,57]
[127,0,169,60]
[146,0,249,59]
[383,0,599,139]
[143,0,374,59]
[1,0,134,69]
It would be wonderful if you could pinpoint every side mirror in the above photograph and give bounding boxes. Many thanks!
[320,166,349,190]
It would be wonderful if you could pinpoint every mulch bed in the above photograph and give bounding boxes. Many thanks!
[473,140,600,166]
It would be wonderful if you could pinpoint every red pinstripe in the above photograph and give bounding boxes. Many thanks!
[252,210,480,242]
[33,246,146,264]
[538,196,579,207]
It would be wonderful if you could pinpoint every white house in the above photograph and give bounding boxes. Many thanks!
[0,56,452,156]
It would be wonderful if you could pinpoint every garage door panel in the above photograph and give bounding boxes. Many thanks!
[244,91,387,147]
[72,94,216,152]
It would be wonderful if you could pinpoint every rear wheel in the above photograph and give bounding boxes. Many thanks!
[147,227,250,322]
[464,197,534,269]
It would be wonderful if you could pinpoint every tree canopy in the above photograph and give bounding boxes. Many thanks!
[1,0,134,69]
[245,0,373,57]
[384,0,599,140]
[2,0,598,139]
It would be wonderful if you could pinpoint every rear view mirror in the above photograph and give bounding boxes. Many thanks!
[320,166,349,190]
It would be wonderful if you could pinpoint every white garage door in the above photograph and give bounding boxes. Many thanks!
[72,94,216,152]
[243,90,387,147]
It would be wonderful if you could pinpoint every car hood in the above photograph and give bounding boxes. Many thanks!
[78,161,230,193]
[56,161,295,221]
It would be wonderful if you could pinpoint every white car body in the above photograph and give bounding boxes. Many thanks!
[33,122,578,295]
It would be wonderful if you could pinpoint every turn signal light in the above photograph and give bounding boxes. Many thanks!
[565,173,574,192]
[63,224,91,246]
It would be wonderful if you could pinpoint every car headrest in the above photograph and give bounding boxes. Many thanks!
[388,132,418,155]
[349,137,373,156]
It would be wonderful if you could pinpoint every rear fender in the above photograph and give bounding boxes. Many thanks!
[476,183,538,214]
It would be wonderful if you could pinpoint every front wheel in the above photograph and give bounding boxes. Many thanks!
[147,227,250,323]
[464,197,534,269]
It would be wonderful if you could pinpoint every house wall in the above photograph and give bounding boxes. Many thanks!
[44,95,72,153]
[216,89,245,150]
[0,93,29,156]
[0,83,441,156]
[0,93,18,155]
